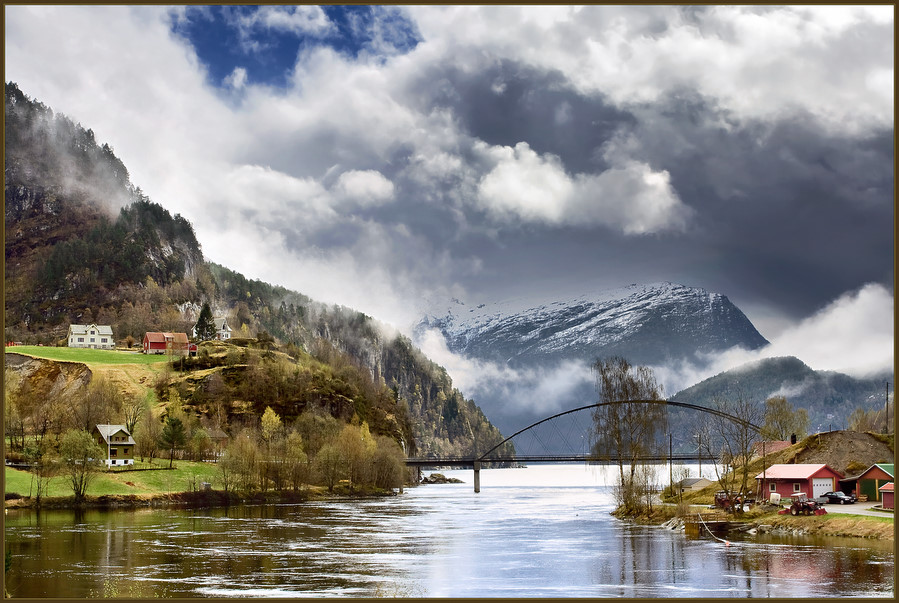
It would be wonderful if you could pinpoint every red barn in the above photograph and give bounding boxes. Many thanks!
[755,464,843,501]
[143,332,190,356]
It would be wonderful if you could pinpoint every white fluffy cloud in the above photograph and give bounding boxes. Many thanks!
[332,170,395,207]
[654,283,895,394]
[409,5,893,135]
[476,141,691,233]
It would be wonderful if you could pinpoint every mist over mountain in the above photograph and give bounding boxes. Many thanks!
[670,356,891,436]
[4,81,508,458]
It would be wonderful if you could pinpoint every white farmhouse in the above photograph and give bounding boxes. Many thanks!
[191,317,232,341]
[67,324,114,349]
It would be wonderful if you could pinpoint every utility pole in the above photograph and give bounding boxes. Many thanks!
[885,381,890,435]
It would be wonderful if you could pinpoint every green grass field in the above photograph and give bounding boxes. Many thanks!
[6,346,170,366]
[5,460,222,499]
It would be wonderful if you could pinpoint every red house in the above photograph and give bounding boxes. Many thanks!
[755,464,843,501]
[879,482,893,510]
[143,332,190,356]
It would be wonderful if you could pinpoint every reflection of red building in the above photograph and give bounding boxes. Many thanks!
[755,464,843,501]
[142,332,190,355]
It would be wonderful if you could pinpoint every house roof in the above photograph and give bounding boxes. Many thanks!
[95,424,135,445]
[754,463,840,480]
[679,477,712,487]
[214,318,230,330]
[69,324,113,336]
[875,464,894,477]
[879,482,894,492]
[144,332,189,344]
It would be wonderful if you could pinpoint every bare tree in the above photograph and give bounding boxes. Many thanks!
[696,393,763,512]
[591,356,667,513]
[761,396,809,441]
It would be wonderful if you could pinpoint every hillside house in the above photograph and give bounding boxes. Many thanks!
[191,317,232,341]
[143,332,191,356]
[68,324,114,349]
[676,477,713,493]
[94,424,135,466]
[754,463,843,501]
[878,482,893,510]
[852,464,894,502]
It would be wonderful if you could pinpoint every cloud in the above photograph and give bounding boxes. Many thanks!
[416,327,594,417]
[223,67,248,90]
[332,170,395,207]
[475,141,691,233]
[409,5,893,136]
[653,283,895,395]
[231,5,334,52]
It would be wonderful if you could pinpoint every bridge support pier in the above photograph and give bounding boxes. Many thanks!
[473,460,480,493]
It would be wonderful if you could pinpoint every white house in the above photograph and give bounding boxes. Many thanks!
[67,324,114,349]
[191,317,232,341]
[214,317,232,340]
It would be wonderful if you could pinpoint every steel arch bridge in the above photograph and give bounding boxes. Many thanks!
[404,399,763,492]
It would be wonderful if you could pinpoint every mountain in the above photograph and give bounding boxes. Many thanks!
[670,356,890,434]
[418,282,769,368]
[3,81,508,458]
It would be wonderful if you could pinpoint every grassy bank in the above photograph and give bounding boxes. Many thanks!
[615,503,894,541]
[5,460,219,499]
[6,346,168,366]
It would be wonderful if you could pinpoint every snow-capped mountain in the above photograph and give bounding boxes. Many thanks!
[417,282,769,368]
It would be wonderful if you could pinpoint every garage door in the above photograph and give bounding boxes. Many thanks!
[812,478,833,498]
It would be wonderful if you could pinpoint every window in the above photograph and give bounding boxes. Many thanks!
[793,483,801,492]
[90,330,95,335]
[77,337,84,342]
[110,448,118,457]
[770,483,776,492]
[101,338,107,343]
[90,338,95,343]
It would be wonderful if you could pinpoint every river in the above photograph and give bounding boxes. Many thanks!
[4,464,894,598]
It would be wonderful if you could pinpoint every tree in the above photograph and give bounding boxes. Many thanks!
[122,391,149,435]
[58,429,104,502]
[71,376,123,433]
[591,357,666,513]
[24,438,57,505]
[159,416,187,468]
[696,394,763,511]
[133,405,161,463]
[761,396,809,441]
[194,303,216,341]
[313,442,344,492]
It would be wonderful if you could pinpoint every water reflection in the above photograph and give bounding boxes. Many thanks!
[4,465,894,598]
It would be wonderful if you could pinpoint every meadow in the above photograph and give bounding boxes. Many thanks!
[5,460,222,499]
[6,345,170,366]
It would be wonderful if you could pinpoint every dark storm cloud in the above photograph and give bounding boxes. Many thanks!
[610,96,894,319]
[402,59,637,175]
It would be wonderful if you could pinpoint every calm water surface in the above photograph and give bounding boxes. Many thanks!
[4,464,894,597]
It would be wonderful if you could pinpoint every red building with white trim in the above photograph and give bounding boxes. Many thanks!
[143,332,191,356]
[755,464,843,501]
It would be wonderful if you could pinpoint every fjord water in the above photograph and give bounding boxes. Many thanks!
[4,464,893,598]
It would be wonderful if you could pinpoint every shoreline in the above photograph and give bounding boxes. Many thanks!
[613,504,894,541]
[4,485,401,511]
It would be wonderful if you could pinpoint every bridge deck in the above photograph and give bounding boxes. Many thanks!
[405,454,718,467]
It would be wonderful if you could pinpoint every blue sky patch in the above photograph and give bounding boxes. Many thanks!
[169,5,421,89]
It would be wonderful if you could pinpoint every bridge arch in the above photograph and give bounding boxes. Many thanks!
[477,399,763,462]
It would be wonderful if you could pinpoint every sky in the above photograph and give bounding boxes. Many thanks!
[4,5,894,397]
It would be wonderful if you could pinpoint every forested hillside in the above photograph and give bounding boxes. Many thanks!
[4,81,510,459]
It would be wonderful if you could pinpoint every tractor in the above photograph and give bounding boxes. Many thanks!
[786,492,827,516]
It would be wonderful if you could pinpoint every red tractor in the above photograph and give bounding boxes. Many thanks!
[786,492,827,516]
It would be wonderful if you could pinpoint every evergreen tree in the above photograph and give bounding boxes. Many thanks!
[195,303,216,341]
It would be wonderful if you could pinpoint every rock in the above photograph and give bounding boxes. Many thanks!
[420,473,463,484]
